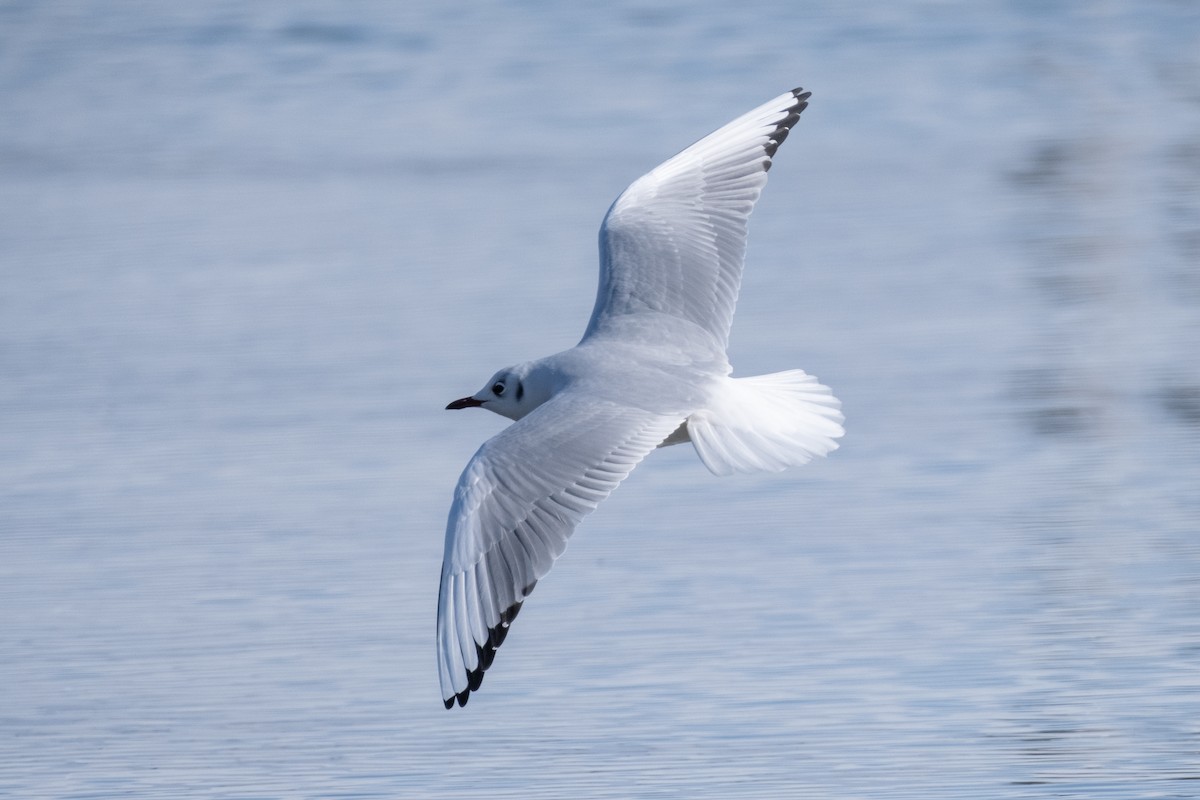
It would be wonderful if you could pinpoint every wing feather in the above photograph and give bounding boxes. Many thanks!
[437,392,680,708]
[583,88,811,347]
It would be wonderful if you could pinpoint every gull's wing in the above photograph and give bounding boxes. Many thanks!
[583,88,810,349]
[437,393,681,708]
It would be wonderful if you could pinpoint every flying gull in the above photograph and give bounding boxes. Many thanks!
[438,88,844,708]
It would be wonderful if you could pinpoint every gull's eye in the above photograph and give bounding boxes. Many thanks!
[492,382,506,396]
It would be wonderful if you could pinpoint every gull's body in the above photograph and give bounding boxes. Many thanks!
[438,88,844,708]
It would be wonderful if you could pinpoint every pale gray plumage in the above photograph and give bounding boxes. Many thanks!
[438,88,843,708]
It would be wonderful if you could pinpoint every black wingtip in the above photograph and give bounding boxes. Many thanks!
[477,642,496,671]
[500,599,524,626]
[763,88,811,165]
[442,586,539,709]
[488,621,509,649]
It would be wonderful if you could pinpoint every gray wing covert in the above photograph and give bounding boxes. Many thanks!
[584,88,811,348]
[437,393,681,708]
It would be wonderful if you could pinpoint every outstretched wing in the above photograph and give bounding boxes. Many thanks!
[437,393,681,708]
[583,88,811,348]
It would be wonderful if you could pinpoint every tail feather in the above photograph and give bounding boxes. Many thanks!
[688,370,844,476]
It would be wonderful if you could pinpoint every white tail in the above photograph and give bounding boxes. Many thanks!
[687,370,844,476]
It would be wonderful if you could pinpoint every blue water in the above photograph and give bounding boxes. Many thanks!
[2,2,1199,798]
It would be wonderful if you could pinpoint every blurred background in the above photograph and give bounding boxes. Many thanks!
[2,1,1198,797]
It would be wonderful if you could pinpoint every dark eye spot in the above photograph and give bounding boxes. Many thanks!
[492,382,505,396]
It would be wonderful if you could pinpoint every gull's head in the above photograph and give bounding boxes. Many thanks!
[446,363,547,422]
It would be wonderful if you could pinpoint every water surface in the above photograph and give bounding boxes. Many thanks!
[2,2,1198,798]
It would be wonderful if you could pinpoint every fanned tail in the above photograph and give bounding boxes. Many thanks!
[687,370,844,476]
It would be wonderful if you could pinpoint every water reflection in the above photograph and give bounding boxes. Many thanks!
[997,17,1200,792]
[1161,383,1200,426]
[1007,110,1200,439]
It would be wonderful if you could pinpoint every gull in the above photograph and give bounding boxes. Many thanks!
[437,88,844,708]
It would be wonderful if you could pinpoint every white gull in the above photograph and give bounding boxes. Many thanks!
[437,88,844,708]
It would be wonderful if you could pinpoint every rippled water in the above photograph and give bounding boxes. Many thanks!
[2,2,1199,798]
